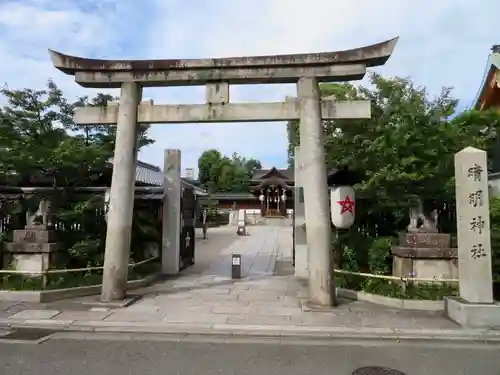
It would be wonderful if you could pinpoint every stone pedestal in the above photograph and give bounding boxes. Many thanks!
[4,227,62,280]
[391,232,458,282]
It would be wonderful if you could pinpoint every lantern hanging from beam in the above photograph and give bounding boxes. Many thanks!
[327,166,360,230]
[330,186,355,229]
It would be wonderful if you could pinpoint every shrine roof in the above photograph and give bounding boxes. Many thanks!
[49,37,398,75]
[473,46,500,110]
[251,167,293,181]
[251,176,292,191]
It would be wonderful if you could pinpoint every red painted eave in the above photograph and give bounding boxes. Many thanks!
[475,67,496,110]
[474,65,500,110]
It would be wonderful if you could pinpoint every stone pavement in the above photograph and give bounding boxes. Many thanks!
[1,225,499,341]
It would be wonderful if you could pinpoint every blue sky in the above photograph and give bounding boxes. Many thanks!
[0,0,498,176]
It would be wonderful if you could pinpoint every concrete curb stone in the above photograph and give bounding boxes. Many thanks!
[1,318,500,343]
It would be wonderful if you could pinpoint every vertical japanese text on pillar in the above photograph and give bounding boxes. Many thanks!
[467,163,487,260]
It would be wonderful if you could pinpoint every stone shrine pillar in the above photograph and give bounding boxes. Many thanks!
[454,147,493,303]
[229,202,239,225]
[280,191,287,217]
[259,191,265,217]
[293,146,308,278]
[162,149,181,275]
[297,77,334,306]
[445,146,500,328]
[101,82,142,302]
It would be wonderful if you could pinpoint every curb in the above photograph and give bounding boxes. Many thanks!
[1,319,500,343]
[336,289,445,311]
[0,273,161,303]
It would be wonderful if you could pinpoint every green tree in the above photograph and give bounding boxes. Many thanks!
[198,149,224,192]
[287,73,500,219]
[69,93,154,154]
[0,80,157,269]
[0,81,155,187]
[0,81,107,187]
[197,149,262,193]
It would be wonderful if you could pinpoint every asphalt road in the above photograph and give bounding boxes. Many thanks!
[1,332,500,375]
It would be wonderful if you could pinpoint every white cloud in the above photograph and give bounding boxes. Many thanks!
[1,0,499,172]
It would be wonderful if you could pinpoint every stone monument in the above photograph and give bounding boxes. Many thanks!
[445,146,500,328]
[229,202,238,226]
[4,199,62,283]
[391,197,458,282]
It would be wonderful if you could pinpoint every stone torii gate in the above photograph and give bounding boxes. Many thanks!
[49,37,397,305]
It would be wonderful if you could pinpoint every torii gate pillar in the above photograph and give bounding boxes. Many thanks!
[298,76,333,306]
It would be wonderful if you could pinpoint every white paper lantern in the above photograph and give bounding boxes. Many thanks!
[259,194,265,202]
[281,193,287,201]
[330,186,355,229]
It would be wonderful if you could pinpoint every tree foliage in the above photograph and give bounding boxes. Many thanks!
[197,149,262,193]
[0,81,154,187]
[287,73,500,220]
[0,81,156,269]
[70,93,154,153]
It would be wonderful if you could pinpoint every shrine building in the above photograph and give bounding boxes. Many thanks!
[475,44,500,193]
[207,167,294,218]
[474,45,500,110]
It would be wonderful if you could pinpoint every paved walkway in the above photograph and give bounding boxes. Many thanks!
[2,226,499,341]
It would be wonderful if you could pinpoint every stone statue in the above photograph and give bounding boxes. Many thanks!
[26,199,52,229]
[104,188,111,222]
[407,197,438,233]
[420,209,439,233]
[407,198,422,232]
[407,206,420,232]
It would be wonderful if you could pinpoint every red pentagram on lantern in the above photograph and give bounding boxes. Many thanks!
[337,195,355,214]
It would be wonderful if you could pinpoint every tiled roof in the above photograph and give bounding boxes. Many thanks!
[251,167,294,181]
[107,159,207,195]
[135,162,163,186]
[108,158,163,186]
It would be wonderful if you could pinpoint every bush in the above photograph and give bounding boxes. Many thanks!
[336,274,459,300]
[334,235,457,300]
[332,230,373,272]
[368,237,394,275]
